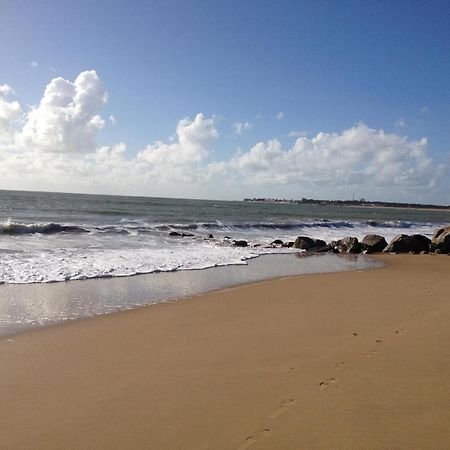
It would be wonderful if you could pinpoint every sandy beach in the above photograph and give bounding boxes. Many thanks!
[1,254,450,450]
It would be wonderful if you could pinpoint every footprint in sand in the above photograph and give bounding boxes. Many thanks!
[335,361,349,370]
[239,428,271,450]
[319,377,337,390]
[268,398,296,418]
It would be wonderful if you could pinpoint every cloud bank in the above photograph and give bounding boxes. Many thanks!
[0,70,446,202]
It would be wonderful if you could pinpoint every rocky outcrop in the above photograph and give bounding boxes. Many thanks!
[332,236,362,253]
[362,234,388,253]
[294,236,327,251]
[384,234,431,253]
[431,226,450,253]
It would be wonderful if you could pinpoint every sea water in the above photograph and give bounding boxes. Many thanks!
[1,190,448,284]
[0,190,449,335]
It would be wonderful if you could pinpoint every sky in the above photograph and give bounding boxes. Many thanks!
[0,0,449,203]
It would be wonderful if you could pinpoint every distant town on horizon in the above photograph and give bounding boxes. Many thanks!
[244,197,450,211]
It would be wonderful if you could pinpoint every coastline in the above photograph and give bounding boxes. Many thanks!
[1,254,450,449]
[0,252,381,337]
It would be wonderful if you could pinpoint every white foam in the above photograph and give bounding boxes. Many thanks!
[0,219,444,284]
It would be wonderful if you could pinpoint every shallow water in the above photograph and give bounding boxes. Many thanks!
[0,253,383,337]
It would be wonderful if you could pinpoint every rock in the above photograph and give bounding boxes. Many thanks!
[410,234,431,252]
[294,236,315,249]
[207,234,214,239]
[169,231,194,237]
[431,226,450,253]
[283,241,294,248]
[384,234,431,253]
[314,244,332,253]
[294,236,327,251]
[361,234,388,253]
[270,239,284,246]
[233,240,248,247]
[333,236,362,253]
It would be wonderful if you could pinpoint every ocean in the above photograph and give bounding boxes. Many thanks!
[1,189,449,285]
[1,189,449,335]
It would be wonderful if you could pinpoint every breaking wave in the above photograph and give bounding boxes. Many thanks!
[0,218,428,236]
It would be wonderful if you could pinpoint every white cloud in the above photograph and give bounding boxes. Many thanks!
[137,113,217,167]
[212,123,441,198]
[276,111,284,120]
[0,84,21,142]
[0,71,446,202]
[18,70,108,153]
[395,117,407,129]
[30,61,38,69]
[109,115,117,126]
[232,121,253,135]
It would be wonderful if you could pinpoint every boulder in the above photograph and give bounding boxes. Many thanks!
[362,234,388,253]
[431,226,450,253]
[384,234,430,253]
[270,239,284,246]
[294,236,326,251]
[233,240,248,247]
[410,234,431,252]
[333,236,362,253]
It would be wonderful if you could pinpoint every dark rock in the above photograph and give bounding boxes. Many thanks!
[314,244,332,253]
[384,234,431,253]
[283,241,294,248]
[361,234,388,253]
[294,236,327,251]
[271,239,284,246]
[333,236,362,253]
[207,234,214,239]
[233,240,248,247]
[410,234,431,252]
[431,226,450,253]
[294,236,315,249]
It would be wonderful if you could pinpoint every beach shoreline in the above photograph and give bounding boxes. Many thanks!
[1,254,450,449]
[0,252,382,338]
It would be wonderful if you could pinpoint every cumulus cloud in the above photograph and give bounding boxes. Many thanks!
[0,70,446,201]
[137,113,218,172]
[0,84,21,142]
[232,121,253,135]
[18,70,107,153]
[212,123,440,197]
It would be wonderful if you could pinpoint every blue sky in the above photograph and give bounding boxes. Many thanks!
[0,0,449,202]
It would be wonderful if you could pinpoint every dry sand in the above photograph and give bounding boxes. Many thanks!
[1,254,450,450]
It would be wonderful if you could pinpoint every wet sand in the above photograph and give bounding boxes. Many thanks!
[1,254,450,449]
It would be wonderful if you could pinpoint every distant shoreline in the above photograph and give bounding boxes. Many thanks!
[244,198,450,211]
